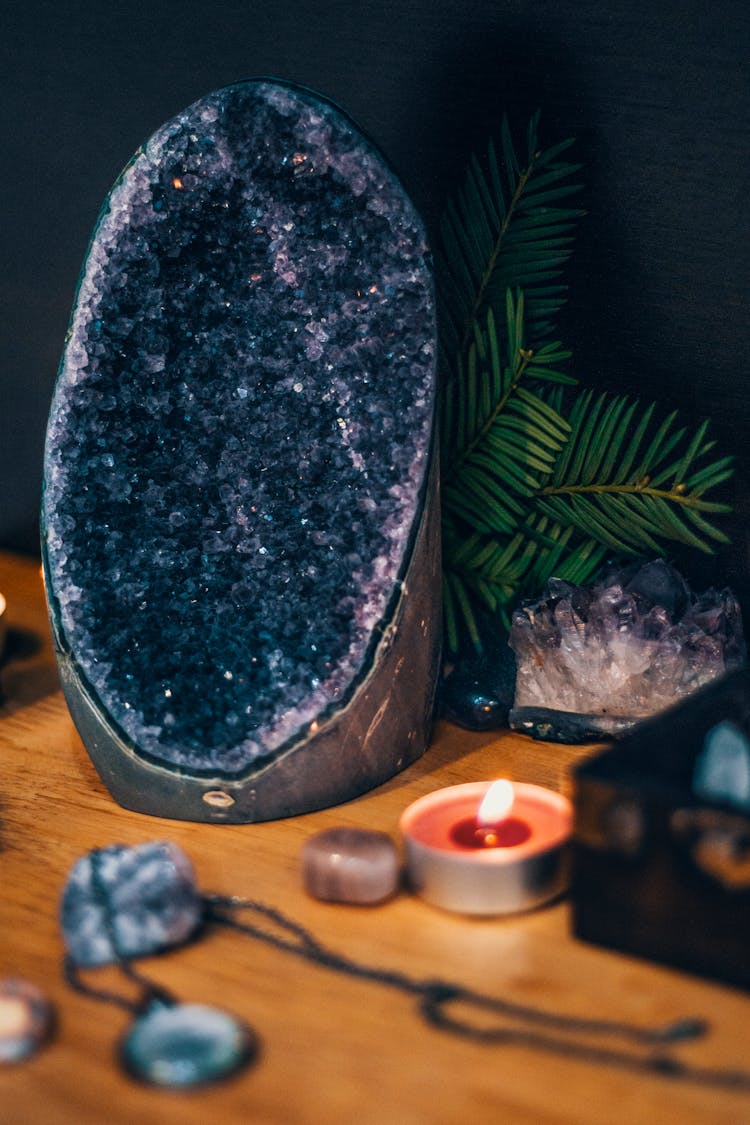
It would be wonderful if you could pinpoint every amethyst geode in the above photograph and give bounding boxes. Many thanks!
[42,80,439,821]
[509,560,745,742]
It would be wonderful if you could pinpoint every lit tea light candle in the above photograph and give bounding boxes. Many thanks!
[400,780,572,915]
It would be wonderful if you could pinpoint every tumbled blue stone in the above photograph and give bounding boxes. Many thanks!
[61,842,202,966]
[121,1001,258,1088]
[42,80,436,796]
[441,633,517,730]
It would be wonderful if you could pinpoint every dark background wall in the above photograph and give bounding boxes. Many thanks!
[3,0,749,592]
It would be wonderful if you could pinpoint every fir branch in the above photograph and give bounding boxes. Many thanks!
[436,113,584,378]
[441,291,572,539]
[436,115,734,652]
[535,391,732,553]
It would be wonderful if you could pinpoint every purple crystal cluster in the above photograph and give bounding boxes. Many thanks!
[43,81,435,776]
[509,560,746,740]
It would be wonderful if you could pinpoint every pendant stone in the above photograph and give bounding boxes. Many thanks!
[121,1001,258,1088]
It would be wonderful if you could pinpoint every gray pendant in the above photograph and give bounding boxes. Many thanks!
[120,1001,258,1088]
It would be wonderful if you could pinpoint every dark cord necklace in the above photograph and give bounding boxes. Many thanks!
[64,881,750,1092]
[63,848,258,1088]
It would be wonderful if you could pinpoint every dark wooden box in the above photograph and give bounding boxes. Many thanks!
[571,668,750,989]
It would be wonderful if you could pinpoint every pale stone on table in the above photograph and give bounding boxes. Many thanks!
[302,827,400,904]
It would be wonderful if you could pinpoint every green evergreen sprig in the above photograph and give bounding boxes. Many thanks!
[438,117,733,652]
[437,112,584,375]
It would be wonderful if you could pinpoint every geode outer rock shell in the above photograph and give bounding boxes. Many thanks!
[508,560,746,742]
[42,80,440,821]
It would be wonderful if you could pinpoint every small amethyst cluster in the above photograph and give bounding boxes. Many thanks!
[509,560,746,741]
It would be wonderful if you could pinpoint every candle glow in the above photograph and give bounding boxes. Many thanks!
[476,779,515,825]
[451,779,532,850]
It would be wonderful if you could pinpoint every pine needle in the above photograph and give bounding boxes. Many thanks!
[437,115,733,651]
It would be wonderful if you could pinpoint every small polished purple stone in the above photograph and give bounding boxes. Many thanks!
[301,827,400,905]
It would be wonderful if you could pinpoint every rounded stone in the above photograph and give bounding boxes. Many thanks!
[441,626,517,732]
[302,826,400,904]
[120,1001,258,1088]
[0,979,54,1064]
[441,657,516,730]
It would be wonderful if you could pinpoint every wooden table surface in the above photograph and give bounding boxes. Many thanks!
[1,549,748,1124]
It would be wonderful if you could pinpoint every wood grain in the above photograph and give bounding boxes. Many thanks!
[0,549,748,1124]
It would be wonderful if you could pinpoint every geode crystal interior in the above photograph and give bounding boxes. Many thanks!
[42,80,439,821]
[509,560,746,742]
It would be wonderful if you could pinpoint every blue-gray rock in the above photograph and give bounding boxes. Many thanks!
[42,80,439,821]
[509,559,746,741]
[61,842,202,966]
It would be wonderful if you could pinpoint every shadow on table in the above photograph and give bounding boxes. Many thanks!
[0,626,60,715]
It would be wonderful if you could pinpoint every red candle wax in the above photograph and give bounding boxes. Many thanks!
[401,782,570,863]
[450,815,532,849]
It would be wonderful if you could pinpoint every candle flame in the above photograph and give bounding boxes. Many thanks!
[477,779,514,825]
